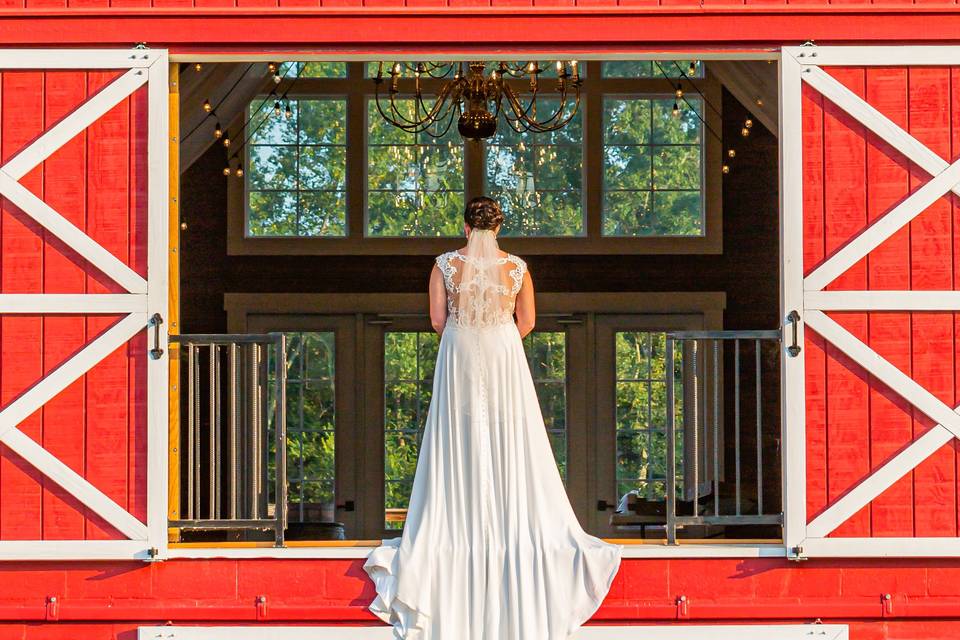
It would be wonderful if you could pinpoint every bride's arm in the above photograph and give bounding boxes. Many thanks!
[429,264,447,335]
[514,270,535,338]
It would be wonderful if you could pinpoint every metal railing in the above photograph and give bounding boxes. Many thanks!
[665,330,782,543]
[170,333,287,545]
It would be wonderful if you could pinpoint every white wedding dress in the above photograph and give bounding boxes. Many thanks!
[363,229,623,640]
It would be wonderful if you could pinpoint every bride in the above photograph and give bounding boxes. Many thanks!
[364,196,622,639]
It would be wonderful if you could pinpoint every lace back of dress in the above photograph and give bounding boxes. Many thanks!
[443,229,521,329]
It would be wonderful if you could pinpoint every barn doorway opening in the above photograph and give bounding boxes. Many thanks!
[171,55,783,548]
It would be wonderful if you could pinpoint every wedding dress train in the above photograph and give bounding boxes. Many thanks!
[363,231,622,639]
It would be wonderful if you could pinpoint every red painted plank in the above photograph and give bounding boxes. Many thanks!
[0,70,45,541]
[84,71,130,541]
[863,67,914,538]
[907,67,957,537]
[822,67,870,538]
[802,81,828,523]
[40,70,89,540]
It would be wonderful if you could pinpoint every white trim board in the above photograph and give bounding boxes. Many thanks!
[167,543,787,560]
[139,624,848,640]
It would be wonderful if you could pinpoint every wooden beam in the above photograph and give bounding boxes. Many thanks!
[179,62,270,172]
[709,60,777,136]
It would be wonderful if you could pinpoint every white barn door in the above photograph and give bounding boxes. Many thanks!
[0,49,168,559]
[782,45,960,557]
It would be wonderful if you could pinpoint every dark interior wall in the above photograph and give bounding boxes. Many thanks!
[179,88,779,334]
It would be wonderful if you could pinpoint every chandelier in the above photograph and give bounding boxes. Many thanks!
[373,61,582,140]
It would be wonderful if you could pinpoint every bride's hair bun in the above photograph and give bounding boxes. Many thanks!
[464,196,505,231]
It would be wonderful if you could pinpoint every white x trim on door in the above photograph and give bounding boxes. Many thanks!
[0,49,168,560]
[782,45,960,558]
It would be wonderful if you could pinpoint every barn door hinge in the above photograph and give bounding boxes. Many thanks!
[45,596,60,621]
[788,544,808,562]
[675,595,689,619]
[882,593,894,616]
[256,595,268,620]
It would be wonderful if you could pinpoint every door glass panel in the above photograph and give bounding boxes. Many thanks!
[383,331,439,529]
[522,331,568,481]
[614,331,683,502]
[284,331,336,523]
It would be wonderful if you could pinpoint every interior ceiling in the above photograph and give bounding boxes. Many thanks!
[178,59,779,173]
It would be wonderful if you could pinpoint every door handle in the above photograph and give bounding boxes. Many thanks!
[786,310,801,357]
[149,313,164,359]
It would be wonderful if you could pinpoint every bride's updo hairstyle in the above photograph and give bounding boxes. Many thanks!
[464,196,505,231]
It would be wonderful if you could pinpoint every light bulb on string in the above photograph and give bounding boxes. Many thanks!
[234,166,243,177]
[688,61,697,76]
[727,148,736,158]
[722,164,730,174]
[213,122,223,139]
[223,137,231,148]
[222,167,231,176]
[284,103,293,119]
[744,118,753,129]
[273,101,282,117]
[267,62,277,73]
[741,127,750,137]
[194,63,202,72]
[672,101,681,117]
[202,99,212,113]
[675,84,683,99]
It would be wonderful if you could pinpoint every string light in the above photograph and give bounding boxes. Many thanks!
[672,101,680,117]
[755,97,764,107]
[741,127,750,137]
[284,103,293,119]
[273,101,282,117]
[213,122,223,139]
[234,166,243,177]
[223,137,231,148]
[675,84,683,99]
[194,63,202,72]
[688,61,697,76]
[744,118,753,129]
[202,99,212,113]
[722,164,730,174]
[181,63,257,144]
[222,167,231,176]
[267,62,277,73]
[727,148,736,158]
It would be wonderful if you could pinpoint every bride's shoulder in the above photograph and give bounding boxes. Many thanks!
[434,250,456,274]
[506,252,528,271]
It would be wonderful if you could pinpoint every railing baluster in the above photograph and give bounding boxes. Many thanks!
[691,339,699,511]
[713,339,720,518]
[187,344,195,520]
[229,343,237,520]
[756,338,763,516]
[735,338,741,517]
[666,337,677,545]
[193,345,201,520]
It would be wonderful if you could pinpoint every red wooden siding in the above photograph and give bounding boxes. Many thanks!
[803,66,960,537]
[0,70,148,540]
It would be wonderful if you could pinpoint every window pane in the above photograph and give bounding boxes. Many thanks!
[367,99,465,237]
[279,61,348,78]
[522,332,568,482]
[384,331,439,529]
[614,331,682,502]
[486,99,583,237]
[602,96,703,237]
[285,331,337,524]
[366,60,584,79]
[246,98,347,237]
[602,59,703,79]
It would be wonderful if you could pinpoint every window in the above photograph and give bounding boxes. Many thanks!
[383,330,439,529]
[230,61,721,254]
[602,96,704,236]
[613,331,682,501]
[486,102,583,237]
[366,99,465,237]
[284,332,337,523]
[246,97,347,237]
[522,331,568,480]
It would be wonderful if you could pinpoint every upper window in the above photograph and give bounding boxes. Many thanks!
[246,97,347,237]
[366,99,465,237]
[602,96,704,237]
[236,61,719,251]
